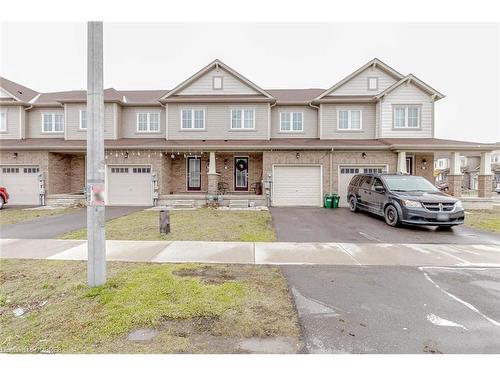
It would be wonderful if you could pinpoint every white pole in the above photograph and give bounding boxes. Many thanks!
[87,21,106,287]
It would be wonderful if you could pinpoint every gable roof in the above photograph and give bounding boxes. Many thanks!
[375,74,445,101]
[314,58,405,101]
[159,59,275,101]
[0,76,39,102]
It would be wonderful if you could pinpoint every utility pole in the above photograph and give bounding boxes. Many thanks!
[86,21,106,287]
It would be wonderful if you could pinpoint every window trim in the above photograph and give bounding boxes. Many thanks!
[212,76,223,90]
[230,108,256,130]
[336,109,363,131]
[41,112,65,133]
[79,109,87,131]
[279,111,304,133]
[392,104,422,130]
[0,111,7,132]
[180,108,206,131]
[136,112,161,133]
[367,77,379,91]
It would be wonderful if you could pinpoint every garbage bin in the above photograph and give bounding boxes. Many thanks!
[332,194,340,208]
[324,194,333,208]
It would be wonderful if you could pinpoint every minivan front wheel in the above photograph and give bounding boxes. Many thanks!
[384,205,400,227]
[349,196,358,212]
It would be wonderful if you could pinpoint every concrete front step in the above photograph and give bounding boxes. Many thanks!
[229,199,249,208]
[172,200,195,209]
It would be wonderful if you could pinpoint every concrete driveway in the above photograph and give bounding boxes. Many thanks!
[0,206,145,239]
[271,207,500,245]
[283,265,500,353]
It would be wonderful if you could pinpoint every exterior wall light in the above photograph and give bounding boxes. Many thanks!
[296,152,300,159]
[362,152,367,159]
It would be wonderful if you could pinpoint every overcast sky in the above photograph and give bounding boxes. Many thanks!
[1,22,499,142]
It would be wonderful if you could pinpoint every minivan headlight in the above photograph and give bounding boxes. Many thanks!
[402,199,422,208]
[455,201,463,209]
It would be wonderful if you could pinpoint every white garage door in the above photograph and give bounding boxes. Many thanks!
[0,165,40,205]
[338,165,387,207]
[106,165,152,206]
[273,165,322,207]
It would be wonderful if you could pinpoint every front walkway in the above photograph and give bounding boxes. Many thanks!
[1,239,499,266]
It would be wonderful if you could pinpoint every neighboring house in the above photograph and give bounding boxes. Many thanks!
[434,156,480,190]
[492,149,500,189]
[0,58,496,208]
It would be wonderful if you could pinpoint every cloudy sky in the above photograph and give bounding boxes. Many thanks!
[1,22,499,142]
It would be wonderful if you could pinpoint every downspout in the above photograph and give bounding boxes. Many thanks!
[309,102,320,138]
[329,147,334,194]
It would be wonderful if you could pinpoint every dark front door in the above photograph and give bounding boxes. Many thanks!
[234,157,248,191]
[187,157,201,191]
[406,156,414,175]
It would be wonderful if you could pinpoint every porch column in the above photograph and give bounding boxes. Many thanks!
[397,151,407,174]
[448,151,462,197]
[478,151,492,198]
[207,151,220,196]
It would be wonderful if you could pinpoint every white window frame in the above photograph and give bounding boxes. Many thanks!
[41,113,64,133]
[0,111,7,132]
[79,109,87,130]
[367,77,378,91]
[279,111,304,133]
[180,108,206,130]
[336,109,363,131]
[392,105,421,129]
[230,108,255,130]
[136,112,161,133]
[213,76,223,90]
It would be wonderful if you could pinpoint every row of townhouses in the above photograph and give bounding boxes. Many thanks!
[0,58,497,208]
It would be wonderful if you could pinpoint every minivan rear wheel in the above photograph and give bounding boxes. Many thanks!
[349,196,358,212]
[384,205,399,227]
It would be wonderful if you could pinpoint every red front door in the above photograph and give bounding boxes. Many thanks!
[234,157,248,191]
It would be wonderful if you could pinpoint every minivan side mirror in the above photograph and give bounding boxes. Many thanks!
[374,185,385,193]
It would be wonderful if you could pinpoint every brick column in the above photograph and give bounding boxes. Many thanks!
[447,175,462,197]
[478,175,492,198]
[207,151,219,195]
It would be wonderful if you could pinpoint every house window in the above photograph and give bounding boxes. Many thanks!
[2,167,19,173]
[337,109,362,130]
[133,167,151,173]
[280,112,303,132]
[393,106,421,129]
[181,109,205,130]
[42,113,64,133]
[213,76,223,90]
[23,167,39,174]
[367,77,378,90]
[79,110,87,130]
[231,109,255,129]
[0,111,6,132]
[110,167,129,173]
[136,112,160,132]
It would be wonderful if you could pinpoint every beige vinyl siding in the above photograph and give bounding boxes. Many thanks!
[320,103,376,139]
[177,67,259,96]
[379,82,433,138]
[26,108,65,138]
[167,103,269,140]
[271,105,318,138]
[121,106,166,138]
[115,104,122,139]
[64,103,117,140]
[328,66,398,96]
[0,105,22,139]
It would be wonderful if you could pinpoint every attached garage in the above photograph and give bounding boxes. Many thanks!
[272,165,322,207]
[338,165,387,207]
[106,165,153,206]
[0,165,40,205]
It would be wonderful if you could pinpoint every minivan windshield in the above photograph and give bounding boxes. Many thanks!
[382,175,439,192]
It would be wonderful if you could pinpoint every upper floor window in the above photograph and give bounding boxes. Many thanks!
[42,113,64,133]
[181,109,205,130]
[231,109,255,130]
[280,112,303,132]
[393,105,420,129]
[337,109,362,130]
[79,110,87,130]
[213,76,223,90]
[0,112,6,132]
[136,112,160,132]
[367,77,378,91]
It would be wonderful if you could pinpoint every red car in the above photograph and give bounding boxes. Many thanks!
[0,186,9,209]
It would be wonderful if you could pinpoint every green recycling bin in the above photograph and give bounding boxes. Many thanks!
[324,194,333,208]
[332,194,340,208]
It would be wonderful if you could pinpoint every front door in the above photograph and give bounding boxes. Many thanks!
[187,157,201,191]
[234,157,248,191]
[406,156,414,175]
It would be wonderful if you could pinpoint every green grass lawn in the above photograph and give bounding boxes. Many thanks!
[465,209,500,233]
[0,207,77,226]
[0,259,299,354]
[58,208,276,241]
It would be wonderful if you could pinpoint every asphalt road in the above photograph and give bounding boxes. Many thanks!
[271,207,500,245]
[282,265,500,354]
[0,206,145,239]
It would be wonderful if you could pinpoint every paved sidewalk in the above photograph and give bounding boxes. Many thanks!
[1,239,499,266]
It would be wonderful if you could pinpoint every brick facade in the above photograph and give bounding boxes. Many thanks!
[478,174,493,198]
[414,154,434,182]
[447,175,462,197]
